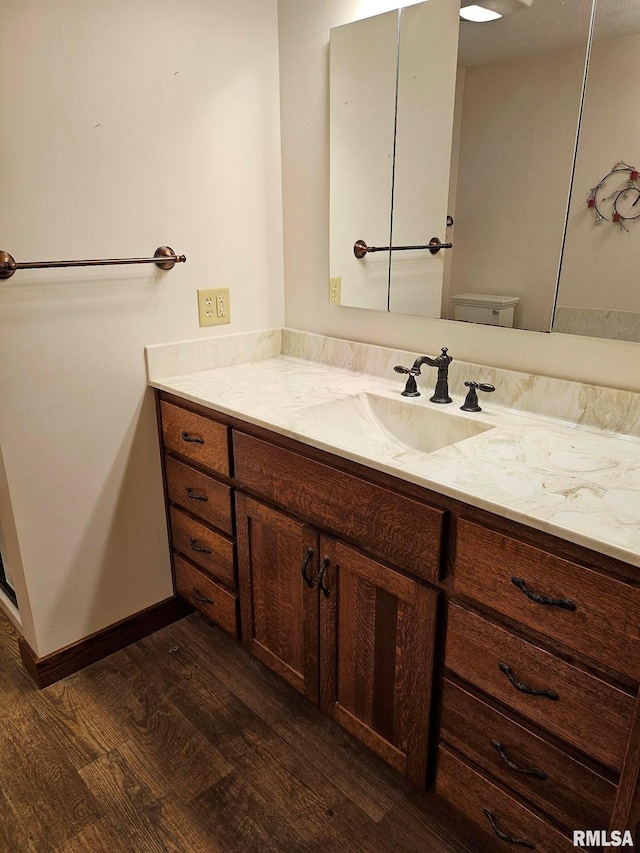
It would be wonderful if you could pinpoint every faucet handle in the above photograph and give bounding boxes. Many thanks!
[394,365,420,397]
[461,381,495,413]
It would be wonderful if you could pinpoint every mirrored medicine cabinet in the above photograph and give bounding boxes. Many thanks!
[329,0,640,343]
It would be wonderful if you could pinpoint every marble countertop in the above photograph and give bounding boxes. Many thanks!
[147,332,640,570]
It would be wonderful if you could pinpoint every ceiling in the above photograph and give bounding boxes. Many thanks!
[457,0,640,67]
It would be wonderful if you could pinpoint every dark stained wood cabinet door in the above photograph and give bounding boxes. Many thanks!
[236,492,319,704]
[319,537,439,788]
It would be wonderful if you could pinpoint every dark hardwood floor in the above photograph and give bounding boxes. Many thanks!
[0,608,474,852]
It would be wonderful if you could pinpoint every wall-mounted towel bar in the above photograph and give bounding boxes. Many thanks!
[0,246,186,279]
[353,237,453,258]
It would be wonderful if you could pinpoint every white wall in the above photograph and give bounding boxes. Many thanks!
[558,33,640,313]
[0,0,284,656]
[278,0,640,393]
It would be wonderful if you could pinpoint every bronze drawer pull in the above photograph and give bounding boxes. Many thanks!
[300,546,315,589]
[181,430,205,444]
[317,556,331,598]
[483,809,535,849]
[511,577,577,611]
[499,663,559,701]
[185,487,208,502]
[491,740,548,780]
[193,587,214,605]
[189,537,212,555]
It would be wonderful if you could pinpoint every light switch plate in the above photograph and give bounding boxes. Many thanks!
[198,288,230,326]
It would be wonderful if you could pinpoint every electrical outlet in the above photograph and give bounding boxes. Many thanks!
[329,276,341,305]
[197,288,230,326]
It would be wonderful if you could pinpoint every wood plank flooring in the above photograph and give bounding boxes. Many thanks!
[0,609,474,852]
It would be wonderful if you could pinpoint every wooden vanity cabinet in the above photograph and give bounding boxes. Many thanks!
[438,516,640,849]
[156,391,640,848]
[157,398,240,638]
[235,491,439,788]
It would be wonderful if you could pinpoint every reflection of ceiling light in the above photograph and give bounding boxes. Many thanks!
[460,5,501,21]
[460,0,532,22]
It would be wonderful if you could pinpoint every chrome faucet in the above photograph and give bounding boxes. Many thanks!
[394,347,453,403]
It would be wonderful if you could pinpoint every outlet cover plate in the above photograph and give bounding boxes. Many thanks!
[198,288,230,326]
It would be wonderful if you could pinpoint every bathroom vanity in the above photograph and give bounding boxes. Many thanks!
[148,330,640,851]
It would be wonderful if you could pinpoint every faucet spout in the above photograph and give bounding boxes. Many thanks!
[412,347,453,404]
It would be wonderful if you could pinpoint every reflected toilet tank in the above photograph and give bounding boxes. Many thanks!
[450,293,520,327]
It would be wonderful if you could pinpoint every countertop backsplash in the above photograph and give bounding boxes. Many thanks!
[148,327,640,439]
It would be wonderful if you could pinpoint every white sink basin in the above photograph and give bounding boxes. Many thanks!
[296,393,494,455]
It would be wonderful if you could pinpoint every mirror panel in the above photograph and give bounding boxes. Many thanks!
[553,0,640,343]
[329,10,398,311]
[330,0,594,332]
[389,0,459,317]
[447,0,592,332]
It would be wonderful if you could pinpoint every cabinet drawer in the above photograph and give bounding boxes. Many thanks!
[454,518,640,678]
[170,506,235,590]
[441,679,615,831]
[174,555,239,638]
[161,401,230,477]
[435,745,574,852]
[233,431,445,582]
[445,603,634,772]
[165,456,233,535]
